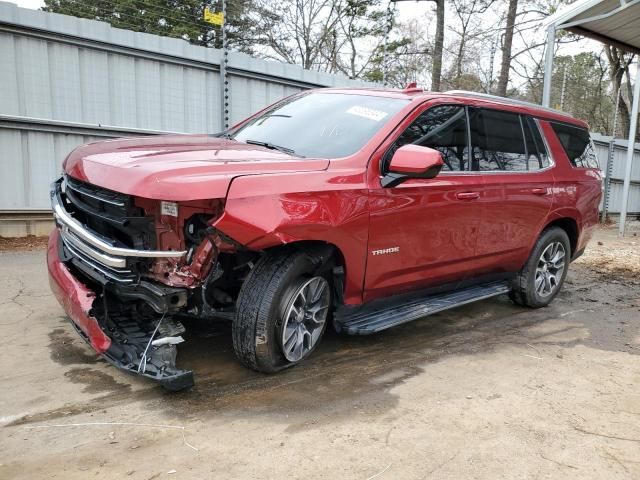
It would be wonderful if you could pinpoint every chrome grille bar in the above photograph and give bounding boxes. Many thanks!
[52,181,186,260]
[62,238,136,283]
[60,227,128,268]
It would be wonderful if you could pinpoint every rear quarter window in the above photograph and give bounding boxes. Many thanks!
[550,122,599,169]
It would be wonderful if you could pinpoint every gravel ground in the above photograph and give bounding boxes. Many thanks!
[0,235,49,252]
[575,223,640,278]
[0,226,639,479]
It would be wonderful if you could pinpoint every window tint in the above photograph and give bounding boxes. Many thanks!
[469,109,528,171]
[524,116,551,170]
[388,105,469,172]
[550,122,599,168]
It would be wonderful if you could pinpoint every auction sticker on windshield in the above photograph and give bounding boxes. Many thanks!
[346,105,388,122]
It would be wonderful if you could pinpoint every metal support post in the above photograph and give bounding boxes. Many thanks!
[602,88,623,223]
[559,65,567,110]
[382,2,392,86]
[619,61,640,236]
[220,0,229,130]
[542,26,556,108]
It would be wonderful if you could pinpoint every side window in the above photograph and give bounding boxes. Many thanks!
[524,116,550,170]
[550,122,599,168]
[388,105,469,172]
[469,109,528,171]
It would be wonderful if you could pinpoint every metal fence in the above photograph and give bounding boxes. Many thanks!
[592,134,640,216]
[0,1,373,213]
[1,2,639,225]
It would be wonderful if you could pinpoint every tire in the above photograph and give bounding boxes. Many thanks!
[233,247,332,373]
[510,227,571,308]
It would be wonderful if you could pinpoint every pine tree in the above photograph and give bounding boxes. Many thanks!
[43,0,256,53]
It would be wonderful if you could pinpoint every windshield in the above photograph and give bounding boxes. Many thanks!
[230,92,409,159]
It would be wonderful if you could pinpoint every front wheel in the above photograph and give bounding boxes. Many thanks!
[233,248,332,373]
[510,227,571,308]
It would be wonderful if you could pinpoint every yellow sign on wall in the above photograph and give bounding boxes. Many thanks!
[204,8,224,26]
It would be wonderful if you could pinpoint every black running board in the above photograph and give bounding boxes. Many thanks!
[335,281,511,335]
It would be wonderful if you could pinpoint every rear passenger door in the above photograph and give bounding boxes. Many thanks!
[468,108,555,273]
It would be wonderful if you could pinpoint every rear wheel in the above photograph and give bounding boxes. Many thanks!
[233,248,332,373]
[510,227,570,308]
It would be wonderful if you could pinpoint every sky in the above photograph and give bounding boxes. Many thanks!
[12,0,43,8]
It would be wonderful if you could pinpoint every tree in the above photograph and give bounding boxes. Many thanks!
[43,0,256,52]
[604,46,636,138]
[496,0,517,96]
[364,18,430,87]
[447,0,495,90]
[493,1,580,98]
[250,0,342,70]
[250,0,388,77]
[429,0,445,91]
[551,53,614,134]
[327,0,388,78]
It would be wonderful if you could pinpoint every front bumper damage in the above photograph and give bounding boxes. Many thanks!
[48,178,198,391]
[48,229,194,390]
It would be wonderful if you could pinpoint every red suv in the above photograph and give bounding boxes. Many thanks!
[48,88,602,389]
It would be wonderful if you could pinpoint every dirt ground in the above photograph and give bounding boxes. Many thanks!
[1,227,639,480]
[0,235,49,252]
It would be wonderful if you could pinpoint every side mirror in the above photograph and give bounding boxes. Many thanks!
[381,145,444,188]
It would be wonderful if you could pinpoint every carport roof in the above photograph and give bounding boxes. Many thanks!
[545,0,640,54]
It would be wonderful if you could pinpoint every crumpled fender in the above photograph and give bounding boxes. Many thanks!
[212,170,370,304]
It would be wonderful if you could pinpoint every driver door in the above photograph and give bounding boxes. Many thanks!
[364,103,486,301]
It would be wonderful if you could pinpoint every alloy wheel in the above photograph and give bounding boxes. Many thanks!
[280,276,330,362]
[535,241,566,298]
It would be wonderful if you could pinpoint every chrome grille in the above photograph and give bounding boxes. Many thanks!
[62,234,137,283]
[52,178,186,284]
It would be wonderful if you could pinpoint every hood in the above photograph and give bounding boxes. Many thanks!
[63,134,329,201]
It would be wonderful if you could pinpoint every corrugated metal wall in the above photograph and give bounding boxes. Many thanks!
[592,134,640,215]
[1,2,638,219]
[0,1,373,212]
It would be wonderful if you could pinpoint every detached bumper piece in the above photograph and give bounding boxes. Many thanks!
[48,225,194,391]
[95,311,194,392]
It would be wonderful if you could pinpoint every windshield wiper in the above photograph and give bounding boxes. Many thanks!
[244,139,302,157]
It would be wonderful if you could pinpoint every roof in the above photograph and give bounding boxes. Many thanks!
[545,0,640,54]
[316,87,588,126]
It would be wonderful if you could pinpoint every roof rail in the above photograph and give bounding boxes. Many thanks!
[444,90,569,116]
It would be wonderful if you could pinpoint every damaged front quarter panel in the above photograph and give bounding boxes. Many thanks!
[137,197,234,288]
[146,227,244,288]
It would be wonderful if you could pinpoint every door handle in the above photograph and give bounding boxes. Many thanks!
[456,191,480,200]
[531,188,548,196]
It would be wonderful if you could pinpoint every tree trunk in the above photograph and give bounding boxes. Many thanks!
[431,0,445,91]
[496,0,517,97]
[605,46,632,138]
[454,34,465,88]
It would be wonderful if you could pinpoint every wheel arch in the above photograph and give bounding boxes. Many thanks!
[542,217,579,257]
[261,240,347,305]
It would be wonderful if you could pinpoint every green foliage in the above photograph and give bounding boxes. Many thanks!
[364,33,428,87]
[43,0,256,52]
[524,52,614,135]
[446,73,484,92]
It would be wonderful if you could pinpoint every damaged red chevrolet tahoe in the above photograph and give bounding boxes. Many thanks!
[48,88,602,390]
